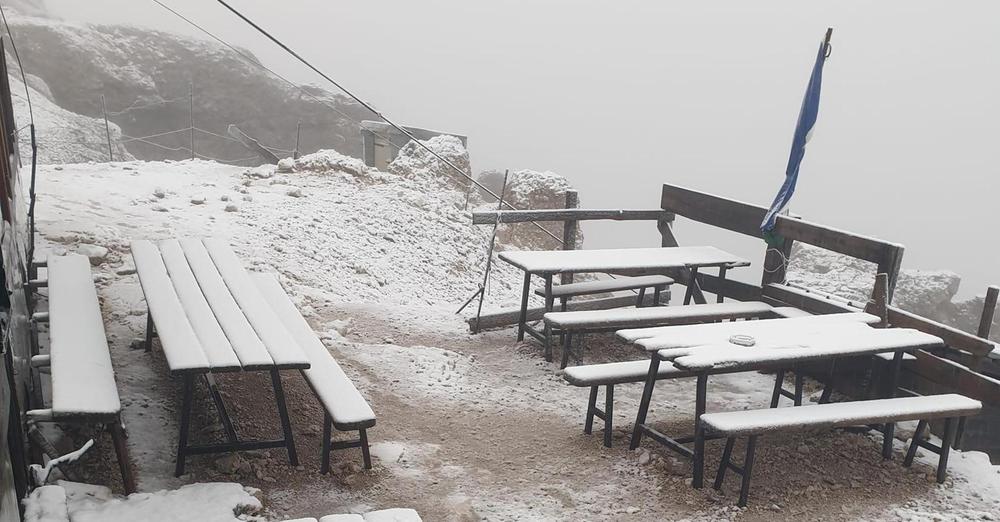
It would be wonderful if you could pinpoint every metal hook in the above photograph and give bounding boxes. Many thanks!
[825,43,833,58]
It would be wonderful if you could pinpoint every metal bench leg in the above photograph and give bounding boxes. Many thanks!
[603,385,614,448]
[560,332,573,369]
[636,288,646,308]
[819,360,837,404]
[714,437,736,490]
[517,272,530,342]
[693,373,708,489]
[204,374,238,443]
[937,417,957,483]
[320,412,332,474]
[270,369,299,466]
[881,421,896,460]
[903,419,927,467]
[793,370,804,406]
[543,323,553,363]
[769,370,785,408]
[359,428,372,470]
[175,373,194,477]
[738,436,758,507]
[584,386,599,435]
[653,287,662,306]
[629,357,661,450]
[109,419,136,494]
[144,311,155,352]
[954,417,966,450]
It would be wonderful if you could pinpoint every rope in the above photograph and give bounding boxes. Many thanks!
[119,127,192,143]
[106,95,187,116]
[762,246,790,284]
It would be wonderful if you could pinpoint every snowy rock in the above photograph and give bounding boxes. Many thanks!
[115,264,136,276]
[152,204,168,213]
[224,203,239,213]
[276,158,295,173]
[76,244,108,266]
[220,194,230,202]
[153,187,166,199]
[190,196,205,205]
[286,187,304,198]
[477,168,581,250]
[389,135,472,192]
[242,194,253,202]
[245,165,274,179]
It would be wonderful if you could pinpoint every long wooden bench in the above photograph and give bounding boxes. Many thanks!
[703,394,982,506]
[252,273,377,472]
[26,254,135,493]
[545,301,776,368]
[563,360,696,447]
[533,275,673,309]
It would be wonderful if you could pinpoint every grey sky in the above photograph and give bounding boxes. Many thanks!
[43,0,1000,297]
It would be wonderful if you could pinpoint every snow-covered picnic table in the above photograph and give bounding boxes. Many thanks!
[624,320,945,489]
[497,246,749,344]
[131,238,310,475]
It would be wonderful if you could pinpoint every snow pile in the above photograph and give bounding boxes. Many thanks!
[388,135,472,193]
[23,481,262,522]
[7,67,135,164]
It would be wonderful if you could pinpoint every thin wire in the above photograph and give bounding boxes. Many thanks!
[212,0,560,239]
[1,4,32,127]
[119,127,192,143]
[106,95,187,116]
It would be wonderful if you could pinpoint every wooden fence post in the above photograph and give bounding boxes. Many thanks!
[561,190,579,285]
[978,285,999,340]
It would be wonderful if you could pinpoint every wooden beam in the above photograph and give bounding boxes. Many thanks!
[471,208,671,225]
[761,283,860,315]
[910,350,1000,407]
[227,124,280,164]
[979,286,999,339]
[667,270,762,303]
[660,184,903,265]
[888,306,997,358]
[468,293,660,332]
[561,191,579,285]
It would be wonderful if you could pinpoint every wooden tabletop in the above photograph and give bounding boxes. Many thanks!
[497,246,749,275]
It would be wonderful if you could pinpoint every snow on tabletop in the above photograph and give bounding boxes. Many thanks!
[157,239,241,371]
[699,394,982,436]
[282,519,319,522]
[177,238,274,369]
[562,359,693,386]
[671,327,944,371]
[544,301,771,327]
[361,508,423,522]
[649,322,876,358]
[252,273,375,427]
[203,238,310,368]
[317,516,362,522]
[620,311,880,347]
[58,481,263,522]
[497,245,748,274]
[47,255,121,416]
[131,240,211,373]
[23,484,68,522]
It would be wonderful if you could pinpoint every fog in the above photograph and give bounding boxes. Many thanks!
[43,1,1000,298]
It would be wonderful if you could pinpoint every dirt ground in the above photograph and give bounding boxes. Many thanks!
[52,294,991,522]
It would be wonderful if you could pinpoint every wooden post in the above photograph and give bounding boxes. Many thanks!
[865,273,889,327]
[100,95,113,161]
[761,237,794,286]
[561,190,579,285]
[293,120,301,159]
[189,82,195,160]
[656,212,675,248]
[978,285,999,340]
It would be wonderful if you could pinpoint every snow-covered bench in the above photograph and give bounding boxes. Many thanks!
[533,275,673,309]
[703,394,982,507]
[563,360,697,447]
[252,273,377,472]
[283,508,422,522]
[26,254,135,493]
[545,301,776,368]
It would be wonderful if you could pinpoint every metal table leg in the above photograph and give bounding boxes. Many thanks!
[175,373,195,477]
[692,372,708,489]
[270,369,299,466]
[629,356,661,450]
[517,271,531,341]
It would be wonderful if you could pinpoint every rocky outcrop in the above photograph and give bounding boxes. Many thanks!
[787,244,998,342]
[5,15,373,164]
[475,169,582,251]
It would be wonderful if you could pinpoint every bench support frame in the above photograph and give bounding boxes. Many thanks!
[584,384,615,447]
[320,412,373,474]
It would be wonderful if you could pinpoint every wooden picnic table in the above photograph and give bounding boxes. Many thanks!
[624,322,944,489]
[132,238,311,475]
[497,246,750,343]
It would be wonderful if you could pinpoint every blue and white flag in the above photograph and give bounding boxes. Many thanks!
[760,29,832,237]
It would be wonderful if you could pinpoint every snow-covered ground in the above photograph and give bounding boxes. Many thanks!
[26,144,1000,520]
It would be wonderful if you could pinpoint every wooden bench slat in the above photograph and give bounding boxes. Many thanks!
[544,301,773,329]
[770,306,813,318]
[131,241,211,374]
[620,312,881,348]
[251,273,374,429]
[563,359,694,387]
[532,275,673,298]
[203,239,310,370]
[48,255,121,417]
[158,239,242,371]
[178,239,275,370]
[361,509,423,522]
[701,394,982,437]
